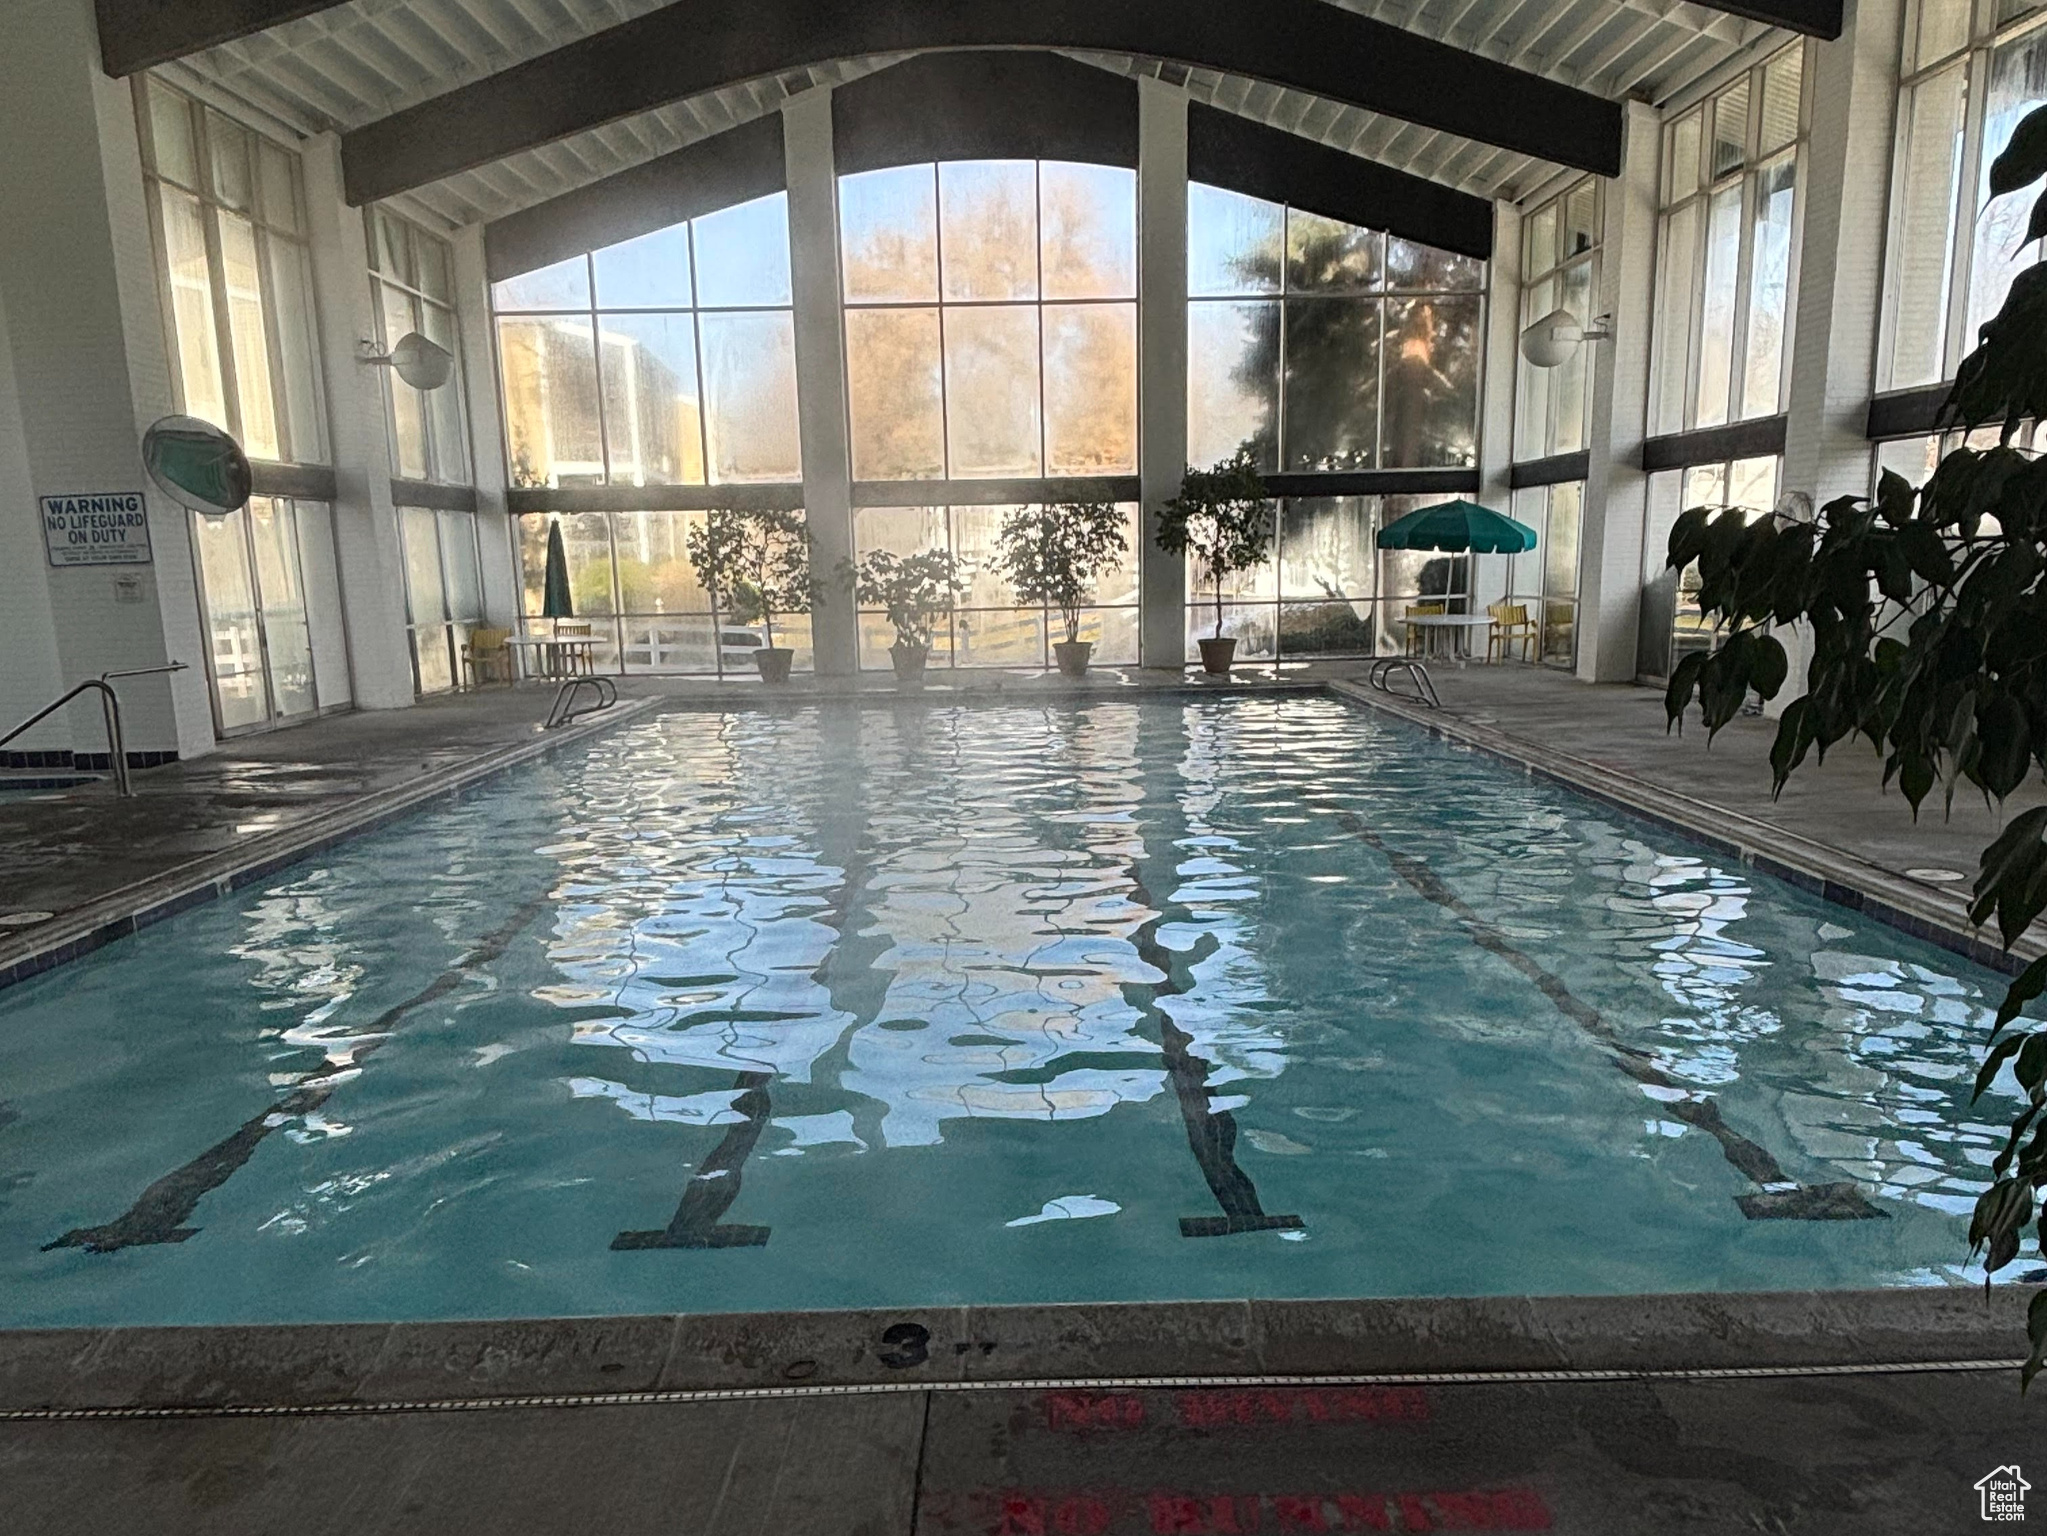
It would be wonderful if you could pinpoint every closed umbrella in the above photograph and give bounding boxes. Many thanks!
[541,517,574,627]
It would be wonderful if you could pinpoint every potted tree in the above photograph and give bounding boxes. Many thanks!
[848,548,965,687]
[686,507,817,684]
[993,501,1129,678]
[1156,449,1273,674]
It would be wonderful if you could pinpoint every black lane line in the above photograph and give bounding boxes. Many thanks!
[611,844,876,1255]
[1336,812,1884,1222]
[43,896,553,1254]
[1122,871,1303,1239]
[611,1071,774,1249]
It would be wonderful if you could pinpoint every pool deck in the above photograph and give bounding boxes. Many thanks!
[6,660,2047,1530]
[1,1288,2040,1533]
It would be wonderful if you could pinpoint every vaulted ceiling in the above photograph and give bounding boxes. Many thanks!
[130,0,1822,229]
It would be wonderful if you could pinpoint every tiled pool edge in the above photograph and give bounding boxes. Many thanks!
[0,1288,2034,1415]
[0,699,659,995]
[1327,680,2043,978]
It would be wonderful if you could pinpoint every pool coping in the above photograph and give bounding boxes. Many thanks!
[0,699,660,994]
[0,1286,2035,1416]
[1326,679,2044,977]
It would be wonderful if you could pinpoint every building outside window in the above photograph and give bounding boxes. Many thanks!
[137,79,345,735]
[493,195,804,674]
[1650,42,1808,436]
[1881,0,2047,391]
[1187,184,1484,660]
[369,210,471,485]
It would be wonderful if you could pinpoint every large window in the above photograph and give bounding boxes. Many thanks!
[1639,454,1782,680]
[1506,483,1584,667]
[1188,186,1484,473]
[190,498,345,732]
[138,78,325,466]
[399,507,484,694]
[838,159,1137,482]
[1182,495,1471,663]
[492,194,800,489]
[513,510,806,677]
[852,503,1142,670]
[1650,43,1808,435]
[1516,179,1601,461]
[370,211,470,485]
[1882,0,2047,390]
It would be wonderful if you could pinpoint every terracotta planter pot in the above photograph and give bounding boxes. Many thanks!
[1198,636,1237,675]
[1053,640,1094,678]
[753,647,794,685]
[889,641,929,687]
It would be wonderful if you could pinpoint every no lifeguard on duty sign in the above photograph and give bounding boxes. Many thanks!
[41,491,152,568]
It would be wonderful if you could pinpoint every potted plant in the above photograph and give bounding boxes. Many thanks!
[686,508,817,684]
[1156,448,1273,675]
[993,501,1129,678]
[848,548,965,687]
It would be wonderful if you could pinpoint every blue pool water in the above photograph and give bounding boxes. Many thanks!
[0,696,2034,1326]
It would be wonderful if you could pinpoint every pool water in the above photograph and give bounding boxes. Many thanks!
[0,696,2034,1327]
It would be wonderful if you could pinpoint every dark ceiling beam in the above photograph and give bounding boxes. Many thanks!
[1693,0,1842,39]
[1187,103,1492,260]
[95,0,351,77]
[485,114,785,282]
[483,52,1493,281]
[340,0,1622,204]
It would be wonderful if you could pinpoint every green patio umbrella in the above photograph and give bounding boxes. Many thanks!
[1374,498,1537,554]
[541,517,574,626]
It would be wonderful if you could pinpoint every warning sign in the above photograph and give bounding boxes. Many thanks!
[42,491,152,567]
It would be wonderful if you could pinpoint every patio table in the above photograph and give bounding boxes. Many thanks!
[505,633,598,680]
[1404,613,1495,662]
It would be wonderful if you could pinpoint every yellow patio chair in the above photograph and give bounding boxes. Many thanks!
[460,626,514,687]
[1402,601,1446,656]
[1487,602,1537,663]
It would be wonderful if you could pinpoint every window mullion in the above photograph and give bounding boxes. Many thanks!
[1947,43,1992,379]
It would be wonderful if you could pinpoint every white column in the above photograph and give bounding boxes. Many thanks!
[302,132,416,709]
[0,0,214,760]
[0,287,70,757]
[1475,198,1523,615]
[1138,77,1190,670]
[1575,100,1660,684]
[453,225,520,630]
[782,89,858,676]
[1775,2,1904,711]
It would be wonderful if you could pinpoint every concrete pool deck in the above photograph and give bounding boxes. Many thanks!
[6,661,2047,1529]
[0,1288,2040,1532]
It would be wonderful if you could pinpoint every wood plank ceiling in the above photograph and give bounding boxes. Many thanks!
[162,0,1788,228]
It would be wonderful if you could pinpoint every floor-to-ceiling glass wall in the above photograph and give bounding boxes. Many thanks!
[399,507,484,694]
[188,497,328,733]
[137,77,346,734]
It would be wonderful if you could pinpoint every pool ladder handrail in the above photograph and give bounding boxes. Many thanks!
[1366,656,1441,709]
[545,674,617,730]
[0,663,188,797]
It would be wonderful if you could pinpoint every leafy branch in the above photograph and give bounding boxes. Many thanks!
[1667,103,2047,1387]
[1156,449,1273,640]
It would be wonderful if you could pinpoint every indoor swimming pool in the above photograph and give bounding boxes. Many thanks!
[0,695,2033,1327]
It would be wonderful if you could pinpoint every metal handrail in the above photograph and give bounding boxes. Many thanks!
[0,662,187,796]
[544,674,616,730]
[1366,656,1441,710]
